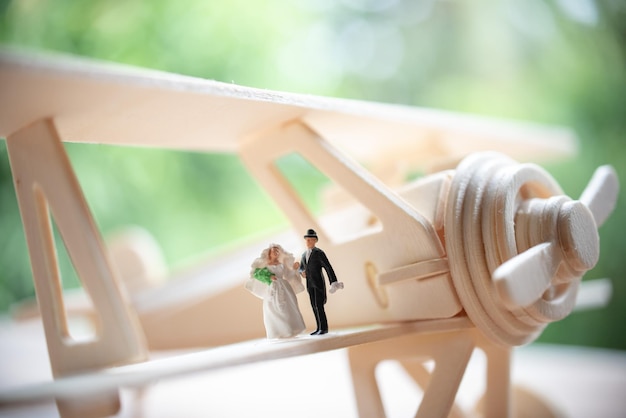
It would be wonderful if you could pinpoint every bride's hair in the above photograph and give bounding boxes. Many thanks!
[250,243,296,275]
[248,243,304,295]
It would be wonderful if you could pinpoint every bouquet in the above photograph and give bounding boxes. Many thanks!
[253,267,274,285]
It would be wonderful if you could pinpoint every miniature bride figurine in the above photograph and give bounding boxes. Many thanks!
[245,244,306,339]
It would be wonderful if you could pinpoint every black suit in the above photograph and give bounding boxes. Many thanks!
[300,247,338,333]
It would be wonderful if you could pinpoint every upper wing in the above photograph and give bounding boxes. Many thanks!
[0,48,575,170]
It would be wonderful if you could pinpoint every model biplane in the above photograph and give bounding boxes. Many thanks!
[0,48,619,418]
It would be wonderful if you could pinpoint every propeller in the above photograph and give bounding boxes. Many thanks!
[494,165,618,311]
[445,153,619,346]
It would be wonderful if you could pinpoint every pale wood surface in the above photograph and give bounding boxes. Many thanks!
[0,47,575,171]
[1,49,619,418]
[1,318,625,418]
[6,120,147,375]
[348,330,478,418]
[6,119,149,417]
[240,121,460,326]
[0,317,471,403]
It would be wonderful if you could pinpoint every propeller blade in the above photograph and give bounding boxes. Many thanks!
[574,278,613,311]
[579,165,619,227]
[493,243,561,309]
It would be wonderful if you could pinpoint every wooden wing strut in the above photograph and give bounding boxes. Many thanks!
[6,119,148,418]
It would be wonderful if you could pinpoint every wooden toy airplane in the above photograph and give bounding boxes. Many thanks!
[0,48,619,418]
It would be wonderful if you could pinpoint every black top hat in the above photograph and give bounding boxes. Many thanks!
[303,229,318,239]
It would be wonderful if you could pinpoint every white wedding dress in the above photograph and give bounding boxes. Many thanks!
[246,263,306,339]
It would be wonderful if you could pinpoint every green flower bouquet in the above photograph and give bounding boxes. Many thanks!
[253,267,274,285]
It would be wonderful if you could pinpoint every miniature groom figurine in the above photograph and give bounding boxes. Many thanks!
[299,229,343,335]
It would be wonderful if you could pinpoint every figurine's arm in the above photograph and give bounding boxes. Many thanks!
[319,250,344,294]
[320,250,338,284]
[298,254,306,277]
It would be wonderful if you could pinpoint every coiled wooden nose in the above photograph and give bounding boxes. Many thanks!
[445,152,618,347]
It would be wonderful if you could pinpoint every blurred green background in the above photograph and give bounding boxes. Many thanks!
[0,0,624,349]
